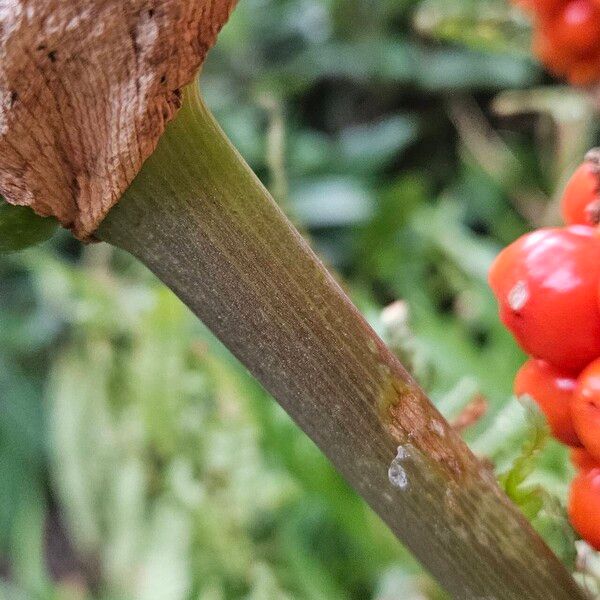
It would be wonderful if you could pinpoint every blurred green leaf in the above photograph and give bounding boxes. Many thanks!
[499,398,549,520]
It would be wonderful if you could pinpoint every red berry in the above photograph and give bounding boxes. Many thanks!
[522,0,566,15]
[551,0,600,54]
[533,28,572,75]
[567,57,600,86]
[520,0,600,84]
[489,226,600,373]
[514,359,580,446]
[561,152,600,226]
[571,447,599,471]
[572,358,600,460]
[569,467,600,549]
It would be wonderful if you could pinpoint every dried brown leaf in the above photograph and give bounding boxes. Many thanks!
[0,0,236,239]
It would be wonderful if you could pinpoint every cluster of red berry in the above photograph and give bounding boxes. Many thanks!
[516,0,600,85]
[489,150,600,549]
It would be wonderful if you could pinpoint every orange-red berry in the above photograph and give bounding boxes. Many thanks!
[521,0,566,15]
[516,0,600,85]
[572,358,600,460]
[489,226,600,373]
[514,359,580,446]
[561,151,600,226]
[571,447,599,471]
[551,1,600,54]
[569,467,600,549]
[492,146,600,545]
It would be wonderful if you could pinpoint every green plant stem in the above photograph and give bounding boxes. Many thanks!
[98,83,584,599]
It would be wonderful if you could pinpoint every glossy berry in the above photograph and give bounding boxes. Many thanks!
[517,0,600,85]
[550,1,600,55]
[569,467,600,549]
[572,358,600,461]
[514,359,580,446]
[489,226,600,373]
[561,151,600,226]
[571,448,599,471]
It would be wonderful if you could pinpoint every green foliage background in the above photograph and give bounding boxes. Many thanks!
[1,0,599,598]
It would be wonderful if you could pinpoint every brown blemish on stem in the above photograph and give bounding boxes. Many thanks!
[377,377,468,482]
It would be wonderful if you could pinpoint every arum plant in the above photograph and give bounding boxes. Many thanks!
[0,1,586,598]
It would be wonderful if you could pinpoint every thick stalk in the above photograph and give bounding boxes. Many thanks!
[98,84,584,599]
